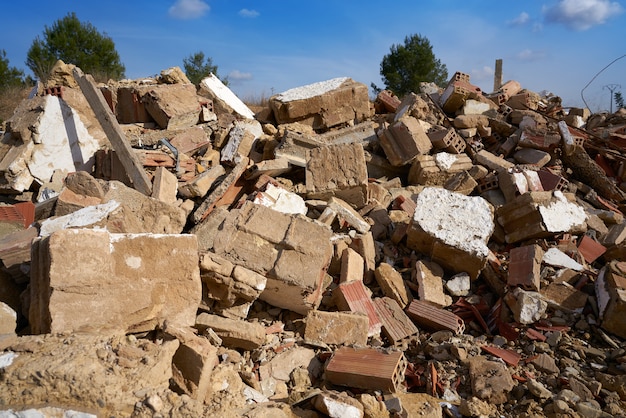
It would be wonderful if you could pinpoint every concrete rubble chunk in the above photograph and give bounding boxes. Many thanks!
[596,263,626,339]
[29,229,201,334]
[408,152,474,186]
[221,119,263,165]
[269,77,371,131]
[313,391,364,418]
[407,187,494,279]
[306,142,368,208]
[377,116,432,166]
[212,201,333,315]
[374,262,410,308]
[195,312,265,350]
[142,83,201,130]
[504,287,548,325]
[414,260,451,307]
[304,310,369,346]
[199,73,256,119]
[166,324,219,404]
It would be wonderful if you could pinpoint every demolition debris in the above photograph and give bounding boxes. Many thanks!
[1,59,626,417]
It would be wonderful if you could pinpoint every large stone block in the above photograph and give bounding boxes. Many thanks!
[406,187,494,279]
[305,142,368,208]
[269,77,372,131]
[212,201,333,314]
[377,116,432,166]
[29,229,201,334]
[142,83,200,130]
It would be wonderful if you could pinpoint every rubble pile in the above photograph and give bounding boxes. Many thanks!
[2,59,626,417]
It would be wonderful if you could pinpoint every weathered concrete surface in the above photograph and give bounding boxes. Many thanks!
[29,229,201,334]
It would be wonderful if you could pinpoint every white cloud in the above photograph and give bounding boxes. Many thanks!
[239,9,260,18]
[508,12,530,26]
[168,0,210,20]
[543,0,623,30]
[516,49,547,61]
[228,70,253,81]
[470,66,494,83]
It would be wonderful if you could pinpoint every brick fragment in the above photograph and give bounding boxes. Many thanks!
[333,280,382,337]
[324,347,407,393]
[507,244,544,291]
[373,297,419,348]
[304,310,369,346]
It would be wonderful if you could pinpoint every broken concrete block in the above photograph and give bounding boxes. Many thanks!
[507,244,544,291]
[252,182,307,216]
[221,119,263,166]
[374,262,410,308]
[496,191,587,244]
[333,280,382,337]
[0,95,103,192]
[273,129,324,167]
[349,231,377,283]
[414,260,451,307]
[0,226,38,282]
[212,201,333,315]
[167,325,219,404]
[198,73,255,119]
[29,229,201,334]
[474,149,515,173]
[377,116,432,166]
[304,310,369,346]
[328,197,370,234]
[324,347,407,393]
[468,356,515,405]
[504,287,547,325]
[340,247,365,283]
[39,200,144,236]
[407,187,494,279]
[178,164,226,199]
[313,391,364,418]
[101,180,187,233]
[195,312,266,350]
[269,77,371,131]
[192,158,249,224]
[306,143,368,208]
[407,152,473,186]
[596,262,626,339]
[169,126,211,155]
[151,166,178,204]
[200,252,267,319]
[258,346,320,384]
[142,84,200,130]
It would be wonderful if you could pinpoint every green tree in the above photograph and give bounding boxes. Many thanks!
[0,49,25,90]
[374,33,448,97]
[615,91,625,110]
[183,51,227,85]
[26,12,125,82]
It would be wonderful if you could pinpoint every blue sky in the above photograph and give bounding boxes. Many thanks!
[1,0,625,111]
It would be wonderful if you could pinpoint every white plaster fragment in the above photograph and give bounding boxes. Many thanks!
[446,273,471,296]
[413,187,494,258]
[542,248,584,271]
[275,77,349,102]
[28,95,100,185]
[0,352,17,369]
[512,288,547,325]
[39,200,121,237]
[434,152,458,171]
[125,256,142,269]
[538,191,587,233]
[200,74,255,119]
[253,183,307,215]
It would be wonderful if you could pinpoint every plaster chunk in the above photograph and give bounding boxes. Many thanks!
[413,187,493,259]
[538,191,587,233]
